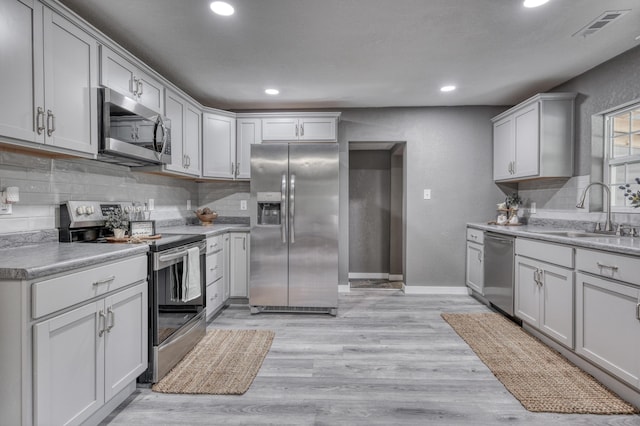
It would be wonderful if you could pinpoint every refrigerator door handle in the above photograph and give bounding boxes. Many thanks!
[290,173,296,244]
[281,174,287,243]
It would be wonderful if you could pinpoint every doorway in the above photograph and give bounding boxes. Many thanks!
[348,142,406,290]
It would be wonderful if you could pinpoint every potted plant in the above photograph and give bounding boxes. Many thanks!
[105,208,129,239]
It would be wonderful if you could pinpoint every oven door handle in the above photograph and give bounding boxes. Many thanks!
[158,250,190,263]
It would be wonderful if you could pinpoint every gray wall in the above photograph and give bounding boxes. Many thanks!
[338,107,505,287]
[349,150,391,274]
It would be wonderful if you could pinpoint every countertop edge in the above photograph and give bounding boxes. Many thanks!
[467,223,640,256]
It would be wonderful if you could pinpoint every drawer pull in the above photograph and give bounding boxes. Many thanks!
[596,262,619,271]
[93,275,116,286]
[637,303,640,321]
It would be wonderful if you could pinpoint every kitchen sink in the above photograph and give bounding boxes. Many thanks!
[536,230,612,238]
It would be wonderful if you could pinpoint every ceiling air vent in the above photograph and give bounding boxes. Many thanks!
[572,10,630,38]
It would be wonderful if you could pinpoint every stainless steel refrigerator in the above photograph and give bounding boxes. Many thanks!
[249,143,339,315]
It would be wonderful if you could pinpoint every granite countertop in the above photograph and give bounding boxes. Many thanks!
[0,243,149,281]
[158,223,250,236]
[468,222,640,256]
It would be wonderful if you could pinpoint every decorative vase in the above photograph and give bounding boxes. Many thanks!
[113,228,126,239]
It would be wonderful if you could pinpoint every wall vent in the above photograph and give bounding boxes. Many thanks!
[572,10,630,38]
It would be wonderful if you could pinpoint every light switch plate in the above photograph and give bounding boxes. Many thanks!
[530,202,536,214]
[240,200,247,210]
[148,199,155,211]
[0,203,12,215]
[186,200,192,210]
[423,189,431,200]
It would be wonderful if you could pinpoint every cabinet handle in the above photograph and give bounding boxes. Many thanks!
[236,162,240,176]
[636,303,640,321]
[106,307,115,333]
[187,156,191,167]
[36,107,45,134]
[138,80,143,97]
[300,123,304,137]
[596,262,618,271]
[93,275,116,286]
[46,110,55,136]
[295,124,298,137]
[98,310,106,337]
[132,77,138,95]
[243,237,246,251]
[477,251,482,262]
[231,162,235,175]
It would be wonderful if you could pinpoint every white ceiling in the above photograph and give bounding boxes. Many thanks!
[58,0,640,110]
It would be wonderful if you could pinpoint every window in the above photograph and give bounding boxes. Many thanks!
[606,103,640,210]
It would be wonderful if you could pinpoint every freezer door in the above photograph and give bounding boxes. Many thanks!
[288,144,339,308]
[249,144,289,306]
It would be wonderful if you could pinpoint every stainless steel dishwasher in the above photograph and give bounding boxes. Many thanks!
[483,232,515,316]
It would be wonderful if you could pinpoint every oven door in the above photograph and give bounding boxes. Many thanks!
[151,242,206,347]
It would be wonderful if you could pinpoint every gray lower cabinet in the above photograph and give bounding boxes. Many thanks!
[514,238,574,348]
[576,271,640,389]
[230,232,249,298]
[34,282,147,425]
[0,254,147,426]
[465,227,484,294]
[205,234,225,320]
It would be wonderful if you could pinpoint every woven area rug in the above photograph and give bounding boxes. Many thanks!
[152,329,275,395]
[441,312,638,414]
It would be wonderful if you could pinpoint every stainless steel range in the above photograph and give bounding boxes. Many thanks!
[59,201,206,383]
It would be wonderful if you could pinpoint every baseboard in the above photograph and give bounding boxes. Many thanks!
[389,274,404,281]
[348,273,389,279]
[338,284,351,293]
[403,286,469,295]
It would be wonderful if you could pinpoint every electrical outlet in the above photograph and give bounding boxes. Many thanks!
[148,199,155,211]
[187,200,192,210]
[530,202,537,214]
[240,200,247,211]
[0,203,12,215]
[423,189,431,200]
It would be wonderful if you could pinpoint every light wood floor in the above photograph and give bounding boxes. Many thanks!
[102,290,640,425]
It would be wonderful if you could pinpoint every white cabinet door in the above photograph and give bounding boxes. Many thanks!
[576,272,640,388]
[0,0,40,143]
[236,118,262,179]
[493,117,513,181]
[100,46,163,114]
[0,2,96,156]
[262,117,299,141]
[184,102,202,176]
[164,90,185,173]
[513,102,539,179]
[539,262,574,348]
[515,255,541,327]
[206,280,223,321]
[202,113,236,178]
[103,283,147,401]
[299,117,337,141]
[34,301,104,426]
[230,233,249,298]
[465,241,484,294]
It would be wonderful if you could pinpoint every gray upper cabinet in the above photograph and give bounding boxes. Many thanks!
[163,89,202,177]
[492,93,576,182]
[261,113,340,142]
[236,117,262,179]
[0,0,97,157]
[100,45,164,114]
[202,111,237,179]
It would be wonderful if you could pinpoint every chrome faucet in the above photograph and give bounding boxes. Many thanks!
[576,182,614,233]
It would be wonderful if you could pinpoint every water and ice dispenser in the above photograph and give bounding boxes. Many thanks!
[257,192,282,225]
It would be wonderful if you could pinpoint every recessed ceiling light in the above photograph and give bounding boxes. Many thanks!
[265,88,280,95]
[440,85,456,92]
[523,0,549,8]
[210,1,234,16]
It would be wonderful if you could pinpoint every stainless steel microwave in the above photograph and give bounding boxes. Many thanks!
[98,88,171,167]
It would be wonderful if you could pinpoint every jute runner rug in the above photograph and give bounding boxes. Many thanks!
[152,329,275,395]
[441,312,638,414]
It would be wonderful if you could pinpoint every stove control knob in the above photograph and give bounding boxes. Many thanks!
[76,206,86,215]
[87,206,95,215]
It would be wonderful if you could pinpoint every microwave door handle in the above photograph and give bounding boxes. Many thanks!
[153,116,168,161]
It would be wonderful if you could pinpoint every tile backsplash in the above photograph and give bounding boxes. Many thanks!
[0,149,247,234]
